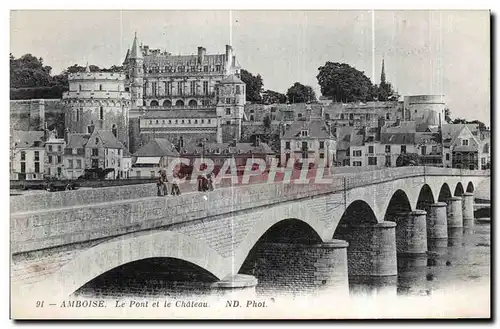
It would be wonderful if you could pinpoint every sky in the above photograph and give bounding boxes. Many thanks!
[10,10,490,124]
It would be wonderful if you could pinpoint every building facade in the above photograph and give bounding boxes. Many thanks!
[11,131,45,180]
[44,130,66,178]
[124,34,246,153]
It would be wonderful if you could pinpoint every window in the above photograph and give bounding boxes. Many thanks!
[195,119,198,124]
[48,155,52,164]
[349,113,354,120]
[353,150,362,157]
[481,158,486,165]
[431,145,437,154]
[166,82,171,95]
[340,114,344,120]
[79,84,82,91]
[20,162,25,173]
[226,98,231,104]
[76,159,82,169]
[203,81,209,95]
[201,119,204,124]
[226,121,231,125]
[446,153,450,161]
[301,130,309,137]
[483,143,489,153]
[92,148,98,156]
[92,159,99,168]
[226,108,231,115]
[178,82,183,95]
[100,106,104,120]
[401,145,407,154]
[34,151,39,161]
[236,85,240,94]
[68,159,73,169]
[190,81,196,95]
[34,162,40,173]
[57,156,61,164]
[421,146,426,155]
[368,146,374,154]
[208,119,211,124]
[302,141,308,150]
[188,120,191,124]
[325,113,330,120]
[58,145,62,152]
[285,141,290,149]
[20,151,25,161]
[385,155,391,167]
[319,153,325,159]
[353,161,362,167]
[48,145,53,152]
[386,113,390,120]
[298,113,303,118]
[72,148,77,155]
[462,139,469,146]
[99,84,103,91]
[368,157,377,165]
[203,65,208,72]
[385,145,391,153]
[319,141,325,149]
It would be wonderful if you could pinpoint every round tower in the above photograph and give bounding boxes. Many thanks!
[62,71,131,148]
[216,74,246,143]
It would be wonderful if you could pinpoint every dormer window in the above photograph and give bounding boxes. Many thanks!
[301,130,309,137]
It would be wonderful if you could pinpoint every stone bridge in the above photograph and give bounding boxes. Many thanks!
[10,167,489,302]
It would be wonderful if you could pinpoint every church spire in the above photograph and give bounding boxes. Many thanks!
[380,57,386,84]
[130,32,143,59]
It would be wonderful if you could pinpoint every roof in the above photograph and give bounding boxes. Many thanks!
[380,133,415,145]
[133,138,179,157]
[66,133,90,149]
[415,132,440,144]
[89,130,127,149]
[282,118,333,139]
[441,123,478,140]
[179,142,274,155]
[13,130,44,148]
[129,33,143,59]
[381,121,416,134]
[350,130,365,146]
[453,145,478,152]
[220,74,244,84]
[143,53,232,67]
[335,127,355,150]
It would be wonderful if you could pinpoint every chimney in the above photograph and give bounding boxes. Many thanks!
[197,46,206,64]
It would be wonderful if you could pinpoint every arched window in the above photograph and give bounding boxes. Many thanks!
[250,115,254,121]
[99,84,103,91]
[150,100,159,107]
[99,106,104,120]
[163,100,172,107]
[175,100,184,107]
[188,99,197,107]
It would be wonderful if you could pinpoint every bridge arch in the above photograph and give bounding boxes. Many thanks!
[454,182,465,196]
[466,181,475,193]
[415,184,435,212]
[32,231,227,298]
[383,189,413,222]
[437,183,453,202]
[237,218,323,296]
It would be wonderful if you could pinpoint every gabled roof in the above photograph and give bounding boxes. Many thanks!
[282,118,333,139]
[415,132,440,144]
[220,74,244,84]
[86,130,127,150]
[380,133,415,145]
[133,138,179,157]
[13,130,44,148]
[66,133,90,149]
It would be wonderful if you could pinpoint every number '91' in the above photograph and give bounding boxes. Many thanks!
[36,301,44,307]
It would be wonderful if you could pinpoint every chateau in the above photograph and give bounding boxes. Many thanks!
[123,33,247,153]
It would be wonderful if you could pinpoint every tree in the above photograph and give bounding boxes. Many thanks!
[240,69,263,103]
[286,82,316,103]
[317,62,376,103]
[262,89,286,104]
[396,153,420,167]
[452,118,487,131]
[444,108,452,123]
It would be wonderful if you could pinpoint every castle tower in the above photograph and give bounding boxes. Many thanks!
[62,71,131,148]
[128,33,144,109]
[216,74,246,143]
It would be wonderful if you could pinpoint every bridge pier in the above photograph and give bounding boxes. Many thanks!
[427,202,448,240]
[462,192,474,223]
[447,197,463,228]
[211,274,258,299]
[340,222,397,277]
[309,239,349,297]
[238,240,349,297]
[396,210,428,267]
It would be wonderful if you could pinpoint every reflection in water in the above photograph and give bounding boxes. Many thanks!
[349,276,397,297]
[349,221,490,298]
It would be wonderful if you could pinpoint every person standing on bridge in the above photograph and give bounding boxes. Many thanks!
[171,171,181,196]
[157,170,169,196]
[207,173,214,192]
